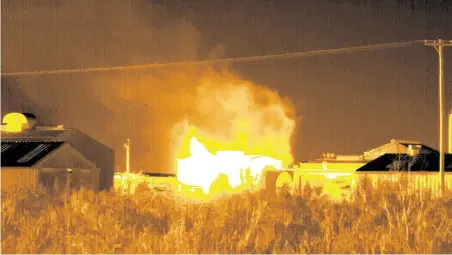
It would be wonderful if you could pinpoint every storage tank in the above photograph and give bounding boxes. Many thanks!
[1,112,37,132]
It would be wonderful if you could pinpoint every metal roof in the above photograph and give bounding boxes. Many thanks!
[1,129,67,140]
[1,141,64,167]
[306,159,367,163]
[21,113,37,119]
[357,153,452,172]
[363,140,438,156]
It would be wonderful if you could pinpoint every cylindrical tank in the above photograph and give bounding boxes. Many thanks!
[260,169,294,192]
[1,112,37,132]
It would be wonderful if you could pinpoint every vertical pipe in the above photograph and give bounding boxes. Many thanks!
[125,139,130,174]
[438,40,445,194]
[449,110,452,154]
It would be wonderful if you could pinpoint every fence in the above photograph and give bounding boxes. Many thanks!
[292,171,452,199]
[355,171,452,196]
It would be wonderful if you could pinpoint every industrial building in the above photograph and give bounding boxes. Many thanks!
[357,143,452,172]
[1,112,114,193]
[293,139,452,198]
[295,139,450,172]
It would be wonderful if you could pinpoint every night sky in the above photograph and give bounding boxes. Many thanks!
[2,0,452,172]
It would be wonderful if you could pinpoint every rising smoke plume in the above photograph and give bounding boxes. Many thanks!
[1,0,296,173]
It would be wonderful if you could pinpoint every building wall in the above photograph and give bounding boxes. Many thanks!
[113,173,178,194]
[1,168,38,192]
[55,130,115,190]
[33,144,101,191]
[1,167,100,193]
[292,171,354,200]
[295,162,366,172]
[291,161,366,200]
[36,144,98,169]
[39,168,100,192]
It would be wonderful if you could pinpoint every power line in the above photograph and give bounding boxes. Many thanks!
[1,40,423,77]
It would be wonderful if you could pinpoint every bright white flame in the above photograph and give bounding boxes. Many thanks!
[177,137,283,194]
[326,174,337,180]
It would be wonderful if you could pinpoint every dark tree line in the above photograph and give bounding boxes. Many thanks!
[343,0,451,12]
[397,0,451,12]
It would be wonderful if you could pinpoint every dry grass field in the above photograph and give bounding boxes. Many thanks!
[2,181,452,254]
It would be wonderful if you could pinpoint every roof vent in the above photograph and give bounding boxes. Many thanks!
[1,112,37,133]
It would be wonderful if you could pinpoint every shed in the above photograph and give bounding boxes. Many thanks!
[1,112,115,191]
[1,141,100,192]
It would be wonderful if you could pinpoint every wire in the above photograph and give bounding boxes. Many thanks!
[1,40,423,76]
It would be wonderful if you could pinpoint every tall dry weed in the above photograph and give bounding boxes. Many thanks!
[2,182,451,254]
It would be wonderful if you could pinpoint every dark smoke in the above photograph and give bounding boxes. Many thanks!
[1,0,296,173]
[1,0,208,172]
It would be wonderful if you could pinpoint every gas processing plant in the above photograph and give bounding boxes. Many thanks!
[2,112,452,201]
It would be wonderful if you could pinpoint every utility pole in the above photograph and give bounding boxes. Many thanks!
[449,110,452,154]
[124,139,130,174]
[424,39,452,195]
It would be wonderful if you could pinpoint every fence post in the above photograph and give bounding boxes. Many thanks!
[65,168,73,254]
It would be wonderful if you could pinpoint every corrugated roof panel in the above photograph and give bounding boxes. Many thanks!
[1,143,14,153]
[17,144,52,163]
[1,141,64,167]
